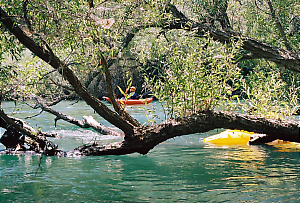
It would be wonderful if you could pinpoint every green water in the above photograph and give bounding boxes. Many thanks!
[1,101,300,202]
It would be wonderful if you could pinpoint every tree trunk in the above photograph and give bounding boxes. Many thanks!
[0,6,135,137]
[74,110,300,156]
[0,109,60,155]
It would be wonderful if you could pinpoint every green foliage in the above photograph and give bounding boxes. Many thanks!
[0,0,299,121]
[117,77,132,100]
[0,0,174,99]
[147,36,243,118]
[229,0,300,52]
[241,64,299,119]
[0,29,25,99]
[0,65,17,100]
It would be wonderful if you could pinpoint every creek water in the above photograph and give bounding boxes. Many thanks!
[0,101,299,202]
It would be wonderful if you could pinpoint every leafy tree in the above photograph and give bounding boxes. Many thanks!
[0,0,299,156]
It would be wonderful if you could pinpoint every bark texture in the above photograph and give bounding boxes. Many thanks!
[32,95,122,137]
[0,109,60,155]
[74,110,300,156]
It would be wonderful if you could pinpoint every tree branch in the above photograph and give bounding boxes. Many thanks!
[22,0,32,32]
[48,77,75,92]
[0,109,60,155]
[0,6,135,136]
[32,95,122,136]
[46,94,76,107]
[209,0,231,29]
[163,4,300,72]
[84,70,102,89]
[100,54,142,129]
[74,110,300,155]
[87,0,94,8]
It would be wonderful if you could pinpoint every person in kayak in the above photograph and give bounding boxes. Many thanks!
[126,86,139,99]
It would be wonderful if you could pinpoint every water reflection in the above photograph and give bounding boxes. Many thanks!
[1,139,300,202]
[205,144,266,162]
[267,140,300,152]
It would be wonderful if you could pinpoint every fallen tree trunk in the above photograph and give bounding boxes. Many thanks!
[74,110,300,156]
[2,109,299,156]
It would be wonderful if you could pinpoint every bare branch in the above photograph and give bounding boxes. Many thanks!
[0,109,59,155]
[32,95,122,136]
[48,78,75,92]
[100,54,142,129]
[47,94,76,106]
[25,109,43,119]
[84,70,102,89]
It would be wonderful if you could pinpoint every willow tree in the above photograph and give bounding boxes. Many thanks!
[0,0,299,156]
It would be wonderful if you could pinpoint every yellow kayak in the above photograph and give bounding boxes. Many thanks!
[204,130,300,151]
[203,130,254,145]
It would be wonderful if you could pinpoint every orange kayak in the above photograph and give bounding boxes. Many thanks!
[103,97,153,105]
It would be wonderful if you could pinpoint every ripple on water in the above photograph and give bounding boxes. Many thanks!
[1,101,300,202]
